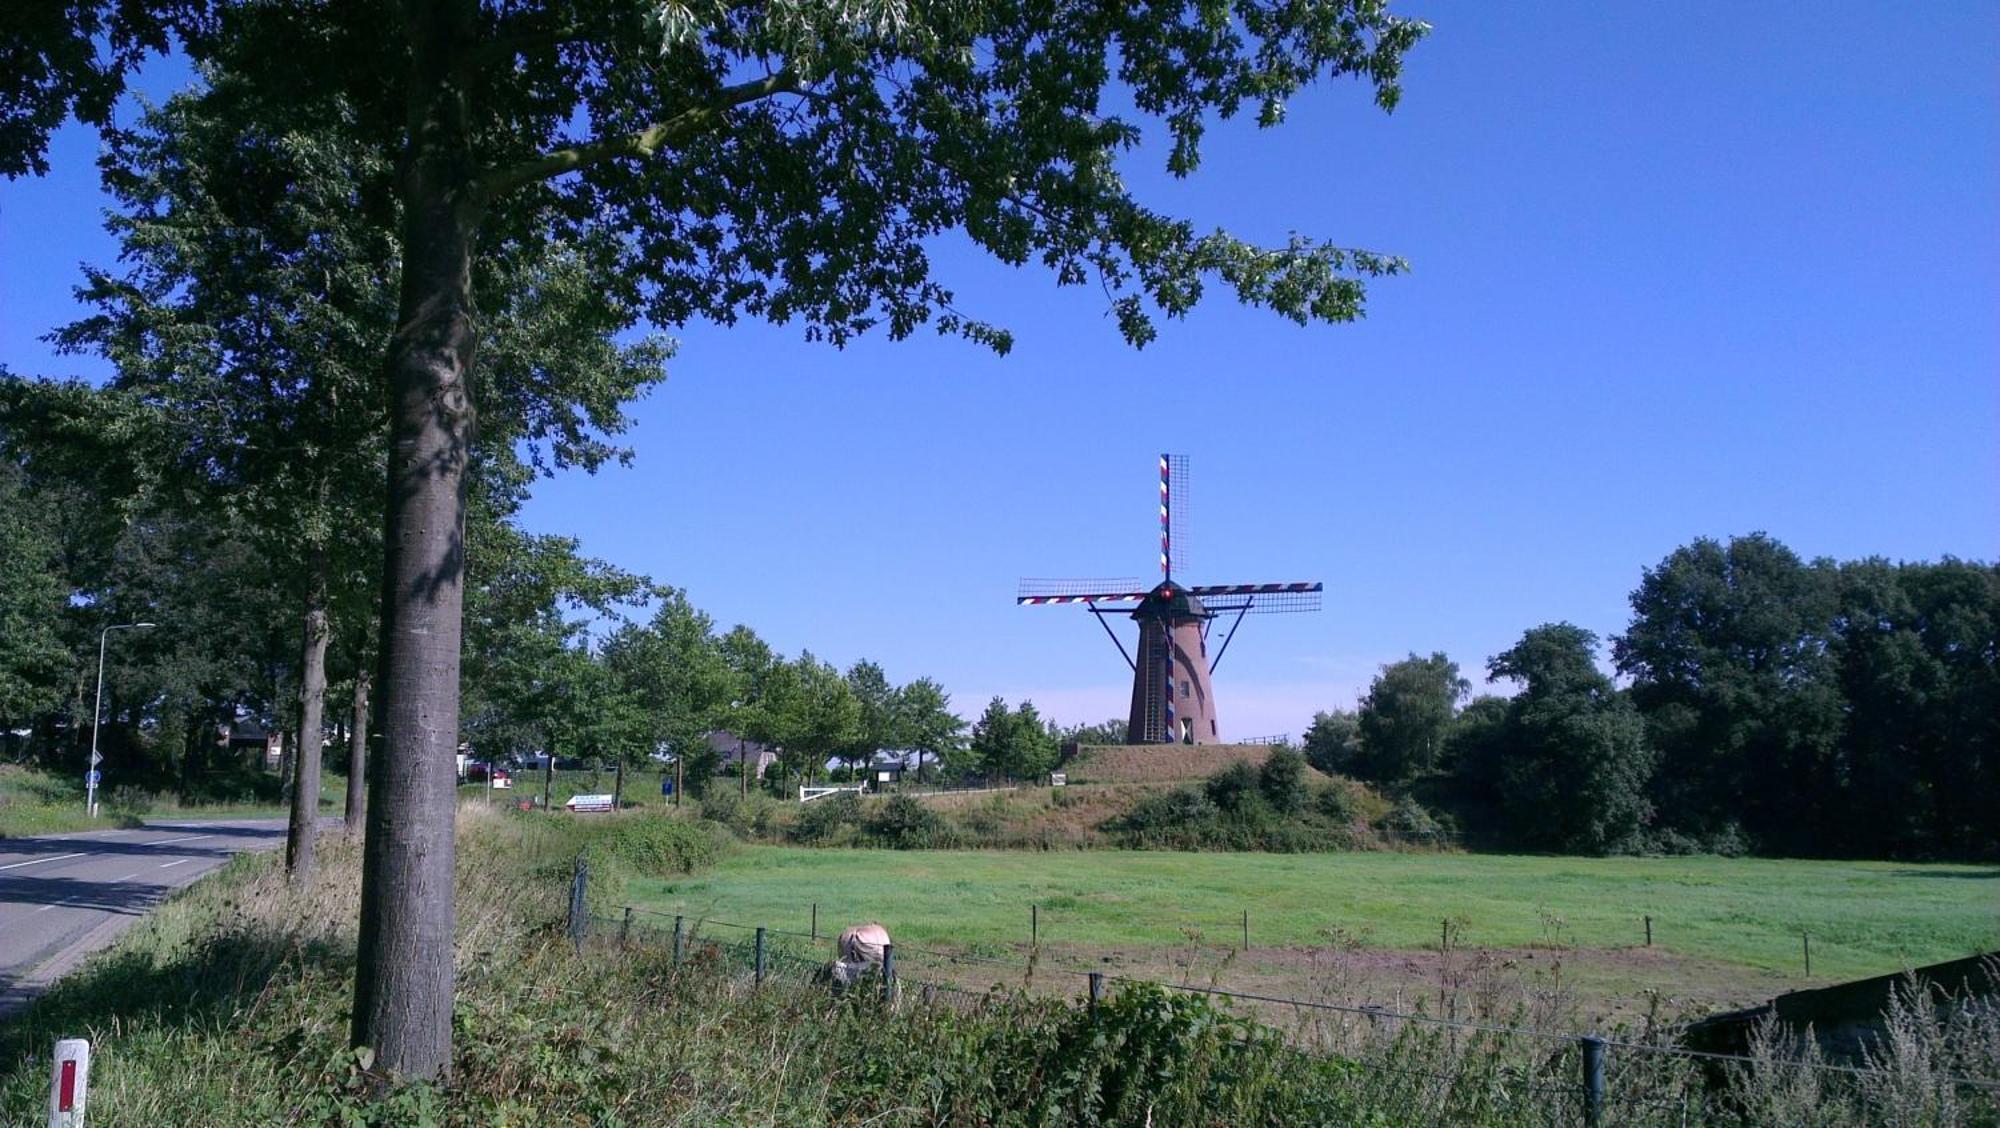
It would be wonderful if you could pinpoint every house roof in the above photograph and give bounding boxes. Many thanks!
[707,731,775,762]
[227,718,275,743]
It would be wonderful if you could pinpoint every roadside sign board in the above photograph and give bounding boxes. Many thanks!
[1050,772,1067,787]
[565,794,615,813]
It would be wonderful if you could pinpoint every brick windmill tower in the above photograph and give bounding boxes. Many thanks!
[1019,455,1321,744]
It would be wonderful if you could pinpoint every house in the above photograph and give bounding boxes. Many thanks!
[223,719,284,769]
[708,731,778,780]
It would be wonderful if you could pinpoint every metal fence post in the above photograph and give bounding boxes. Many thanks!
[672,915,685,966]
[811,902,818,941]
[881,942,896,1004]
[754,927,767,986]
[620,906,634,947]
[1031,904,1038,948]
[1644,915,1653,947]
[568,857,589,953]
[1580,1036,1605,1128]
[1088,972,1104,1009]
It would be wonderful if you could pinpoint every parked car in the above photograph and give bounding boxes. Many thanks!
[464,762,512,785]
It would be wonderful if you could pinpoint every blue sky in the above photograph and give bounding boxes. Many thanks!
[3,2,1994,738]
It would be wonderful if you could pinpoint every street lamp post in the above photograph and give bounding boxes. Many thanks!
[89,621,157,817]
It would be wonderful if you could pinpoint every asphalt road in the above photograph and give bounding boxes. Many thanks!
[0,818,288,1016]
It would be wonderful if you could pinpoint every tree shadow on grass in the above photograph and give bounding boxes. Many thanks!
[1885,869,2000,880]
[0,925,354,1064]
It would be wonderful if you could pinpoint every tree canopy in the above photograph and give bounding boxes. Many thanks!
[6,0,1432,1081]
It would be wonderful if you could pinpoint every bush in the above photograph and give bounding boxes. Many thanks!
[1112,788,1220,845]
[864,795,955,849]
[699,791,787,841]
[1381,798,1446,845]
[582,813,731,875]
[105,784,155,817]
[792,792,862,844]
[1315,782,1357,824]
[1258,748,1309,814]
[1204,761,1261,812]
[1644,823,1751,858]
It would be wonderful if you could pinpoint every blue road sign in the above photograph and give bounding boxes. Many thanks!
[85,770,101,785]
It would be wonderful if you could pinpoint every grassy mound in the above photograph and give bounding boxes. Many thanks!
[1061,742,1323,786]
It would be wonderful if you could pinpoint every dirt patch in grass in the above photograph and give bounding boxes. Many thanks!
[893,937,1795,1032]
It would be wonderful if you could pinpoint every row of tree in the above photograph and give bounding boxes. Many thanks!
[3,0,1426,1082]
[1304,535,1999,859]
[0,422,986,793]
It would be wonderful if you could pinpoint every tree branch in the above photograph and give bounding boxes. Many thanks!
[473,71,801,202]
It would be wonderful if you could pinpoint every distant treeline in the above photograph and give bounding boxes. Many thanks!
[1307,534,1997,860]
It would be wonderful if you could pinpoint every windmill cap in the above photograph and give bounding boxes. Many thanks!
[1135,581,1210,619]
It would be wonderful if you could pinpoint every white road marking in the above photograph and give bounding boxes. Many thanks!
[159,859,191,869]
[0,852,86,871]
[113,871,143,882]
[144,834,213,847]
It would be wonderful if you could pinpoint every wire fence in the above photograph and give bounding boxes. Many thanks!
[562,863,1999,1126]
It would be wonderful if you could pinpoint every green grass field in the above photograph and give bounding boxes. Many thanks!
[630,846,1999,1014]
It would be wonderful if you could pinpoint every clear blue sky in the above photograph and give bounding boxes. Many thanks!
[3,2,1994,738]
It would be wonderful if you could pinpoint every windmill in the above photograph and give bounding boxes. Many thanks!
[1019,455,1322,745]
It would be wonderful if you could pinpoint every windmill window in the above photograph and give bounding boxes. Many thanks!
[1179,682,1190,698]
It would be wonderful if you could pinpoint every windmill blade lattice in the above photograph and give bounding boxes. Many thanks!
[1184,583,1322,614]
[1160,454,1190,580]
[1017,578,1149,605]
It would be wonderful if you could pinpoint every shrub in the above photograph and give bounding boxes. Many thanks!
[105,784,155,817]
[584,813,730,875]
[1204,761,1261,812]
[792,792,862,844]
[1258,748,1309,814]
[699,791,788,841]
[1644,823,1751,858]
[1112,788,1220,846]
[1315,782,1357,823]
[1381,797,1446,845]
[864,795,954,849]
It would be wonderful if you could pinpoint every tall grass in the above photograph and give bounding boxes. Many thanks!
[1,803,1992,1125]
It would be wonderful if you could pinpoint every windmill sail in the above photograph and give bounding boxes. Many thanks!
[1017,457,1320,744]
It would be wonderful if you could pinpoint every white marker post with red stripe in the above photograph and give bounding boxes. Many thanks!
[49,1038,89,1126]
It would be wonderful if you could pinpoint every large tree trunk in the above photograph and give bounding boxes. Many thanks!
[286,595,331,879]
[345,669,371,831]
[351,1,482,1082]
